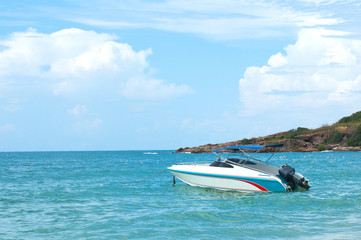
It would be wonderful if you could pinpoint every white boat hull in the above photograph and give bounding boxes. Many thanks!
[168,164,287,192]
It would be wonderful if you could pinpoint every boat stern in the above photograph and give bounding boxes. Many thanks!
[279,164,310,191]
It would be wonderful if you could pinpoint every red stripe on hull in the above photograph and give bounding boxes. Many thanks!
[181,173,270,192]
[237,179,269,192]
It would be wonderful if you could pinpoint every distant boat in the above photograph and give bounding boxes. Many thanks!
[321,150,333,153]
[168,144,310,192]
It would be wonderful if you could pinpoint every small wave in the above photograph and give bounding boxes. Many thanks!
[143,152,158,155]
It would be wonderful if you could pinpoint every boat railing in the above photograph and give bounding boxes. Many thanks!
[215,149,279,166]
[173,162,210,166]
[212,144,283,165]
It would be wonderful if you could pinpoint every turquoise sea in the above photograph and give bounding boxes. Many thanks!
[0,150,360,239]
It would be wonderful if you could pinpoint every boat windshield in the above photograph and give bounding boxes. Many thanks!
[227,158,256,165]
[209,161,233,168]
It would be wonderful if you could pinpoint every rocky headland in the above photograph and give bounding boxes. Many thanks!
[176,111,361,153]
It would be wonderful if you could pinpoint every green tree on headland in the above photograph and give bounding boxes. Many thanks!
[338,111,361,123]
[347,124,361,146]
[325,130,344,144]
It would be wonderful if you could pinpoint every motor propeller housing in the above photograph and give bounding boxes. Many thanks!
[279,164,310,191]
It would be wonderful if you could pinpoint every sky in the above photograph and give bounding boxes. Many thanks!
[1,0,361,151]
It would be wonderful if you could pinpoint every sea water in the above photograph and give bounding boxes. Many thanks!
[0,150,360,239]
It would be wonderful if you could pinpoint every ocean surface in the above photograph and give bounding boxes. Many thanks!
[0,150,360,239]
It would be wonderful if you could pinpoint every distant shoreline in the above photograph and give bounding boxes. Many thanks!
[176,111,361,153]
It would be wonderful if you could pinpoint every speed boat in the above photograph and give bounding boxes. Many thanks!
[167,144,310,192]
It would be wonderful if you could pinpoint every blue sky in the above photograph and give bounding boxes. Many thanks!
[1,0,361,151]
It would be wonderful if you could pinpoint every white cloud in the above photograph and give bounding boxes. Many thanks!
[0,28,192,100]
[2,98,26,112]
[0,28,113,77]
[0,123,15,133]
[68,0,344,40]
[68,104,88,116]
[121,76,194,100]
[67,104,103,134]
[180,117,219,133]
[299,0,339,6]
[72,118,103,133]
[239,28,361,122]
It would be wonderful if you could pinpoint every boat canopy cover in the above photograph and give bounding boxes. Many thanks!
[212,144,283,152]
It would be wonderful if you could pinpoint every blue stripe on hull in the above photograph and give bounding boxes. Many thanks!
[168,169,287,192]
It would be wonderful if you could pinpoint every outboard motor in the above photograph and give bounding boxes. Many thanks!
[279,164,310,191]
